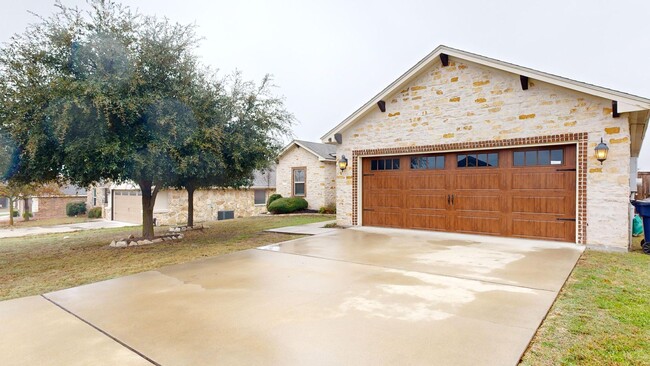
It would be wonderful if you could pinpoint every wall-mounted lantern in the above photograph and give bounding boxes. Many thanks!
[595,138,609,164]
[338,155,348,172]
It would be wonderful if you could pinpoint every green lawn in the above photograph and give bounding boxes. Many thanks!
[0,215,334,301]
[520,240,650,365]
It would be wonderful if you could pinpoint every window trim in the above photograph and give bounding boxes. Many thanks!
[292,167,307,197]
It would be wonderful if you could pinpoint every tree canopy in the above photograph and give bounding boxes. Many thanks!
[0,0,292,236]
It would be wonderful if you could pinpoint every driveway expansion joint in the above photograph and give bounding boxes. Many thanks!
[40,294,161,366]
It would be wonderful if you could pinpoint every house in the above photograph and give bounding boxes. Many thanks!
[22,185,87,220]
[276,140,337,210]
[89,168,276,225]
[320,45,650,252]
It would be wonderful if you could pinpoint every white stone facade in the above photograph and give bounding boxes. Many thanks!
[335,58,631,249]
[154,188,275,226]
[276,145,337,210]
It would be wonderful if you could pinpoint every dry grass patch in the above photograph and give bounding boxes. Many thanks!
[0,215,333,300]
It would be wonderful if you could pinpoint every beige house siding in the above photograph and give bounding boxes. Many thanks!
[335,58,631,249]
[276,145,336,210]
[154,188,275,226]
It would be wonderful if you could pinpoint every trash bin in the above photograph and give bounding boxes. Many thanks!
[630,200,650,254]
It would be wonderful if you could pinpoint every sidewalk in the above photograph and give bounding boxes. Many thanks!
[0,220,138,239]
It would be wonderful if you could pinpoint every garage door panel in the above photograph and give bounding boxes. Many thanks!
[365,193,402,209]
[113,190,142,224]
[406,175,447,190]
[364,211,403,228]
[365,176,402,190]
[405,193,447,210]
[511,172,568,190]
[454,215,502,235]
[405,213,448,230]
[512,196,567,215]
[454,195,502,213]
[511,219,573,241]
[454,173,501,190]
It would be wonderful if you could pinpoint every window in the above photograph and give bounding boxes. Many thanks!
[410,155,445,170]
[514,148,564,166]
[254,189,266,205]
[457,152,498,168]
[370,158,400,171]
[92,188,97,206]
[293,168,306,196]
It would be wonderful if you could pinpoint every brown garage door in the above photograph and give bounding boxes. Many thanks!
[362,145,576,242]
[113,190,142,224]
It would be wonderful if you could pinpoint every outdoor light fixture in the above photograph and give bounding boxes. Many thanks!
[595,137,609,164]
[338,155,348,172]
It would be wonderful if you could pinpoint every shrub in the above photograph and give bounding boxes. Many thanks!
[268,197,308,214]
[266,193,282,210]
[319,203,336,214]
[12,210,19,217]
[88,207,103,218]
[66,202,87,217]
[22,211,33,221]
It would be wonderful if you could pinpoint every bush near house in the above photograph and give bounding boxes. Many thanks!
[66,202,87,217]
[266,193,282,210]
[319,203,336,214]
[22,212,32,221]
[12,211,19,217]
[88,207,102,219]
[268,197,308,214]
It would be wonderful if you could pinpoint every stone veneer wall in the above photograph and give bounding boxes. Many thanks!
[335,58,631,249]
[276,145,337,210]
[154,188,275,226]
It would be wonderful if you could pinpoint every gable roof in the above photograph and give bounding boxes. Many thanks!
[251,167,276,189]
[321,45,650,147]
[279,140,337,161]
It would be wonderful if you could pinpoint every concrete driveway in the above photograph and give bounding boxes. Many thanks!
[0,227,583,365]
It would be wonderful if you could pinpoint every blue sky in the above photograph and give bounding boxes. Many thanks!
[3,0,650,167]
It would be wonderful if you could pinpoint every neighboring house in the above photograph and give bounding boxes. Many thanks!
[27,185,87,219]
[320,45,650,252]
[276,140,337,210]
[90,168,276,225]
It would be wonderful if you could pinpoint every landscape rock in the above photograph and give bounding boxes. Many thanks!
[153,238,163,243]
[115,241,127,247]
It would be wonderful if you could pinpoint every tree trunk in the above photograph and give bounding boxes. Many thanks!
[23,198,30,221]
[8,196,14,226]
[139,180,159,239]
[187,183,195,227]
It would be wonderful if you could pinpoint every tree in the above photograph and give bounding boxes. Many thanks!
[172,73,291,226]
[0,1,293,237]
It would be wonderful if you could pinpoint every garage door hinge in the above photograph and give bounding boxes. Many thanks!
[363,174,375,177]
[556,218,576,221]
[555,168,576,172]
[363,208,375,211]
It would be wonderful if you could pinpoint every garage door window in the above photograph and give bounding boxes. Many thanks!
[457,153,498,168]
[514,148,563,166]
[410,156,445,170]
[370,158,400,171]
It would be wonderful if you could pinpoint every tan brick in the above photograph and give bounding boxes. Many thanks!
[450,77,458,82]
[475,98,487,103]
[411,86,426,91]
[449,97,460,102]
[605,127,620,134]
[609,137,629,144]
[443,133,454,138]
[388,112,401,117]
[473,80,490,86]
[518,114,536,120]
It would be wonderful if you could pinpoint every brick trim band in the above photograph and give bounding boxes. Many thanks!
[351,133,588,244]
